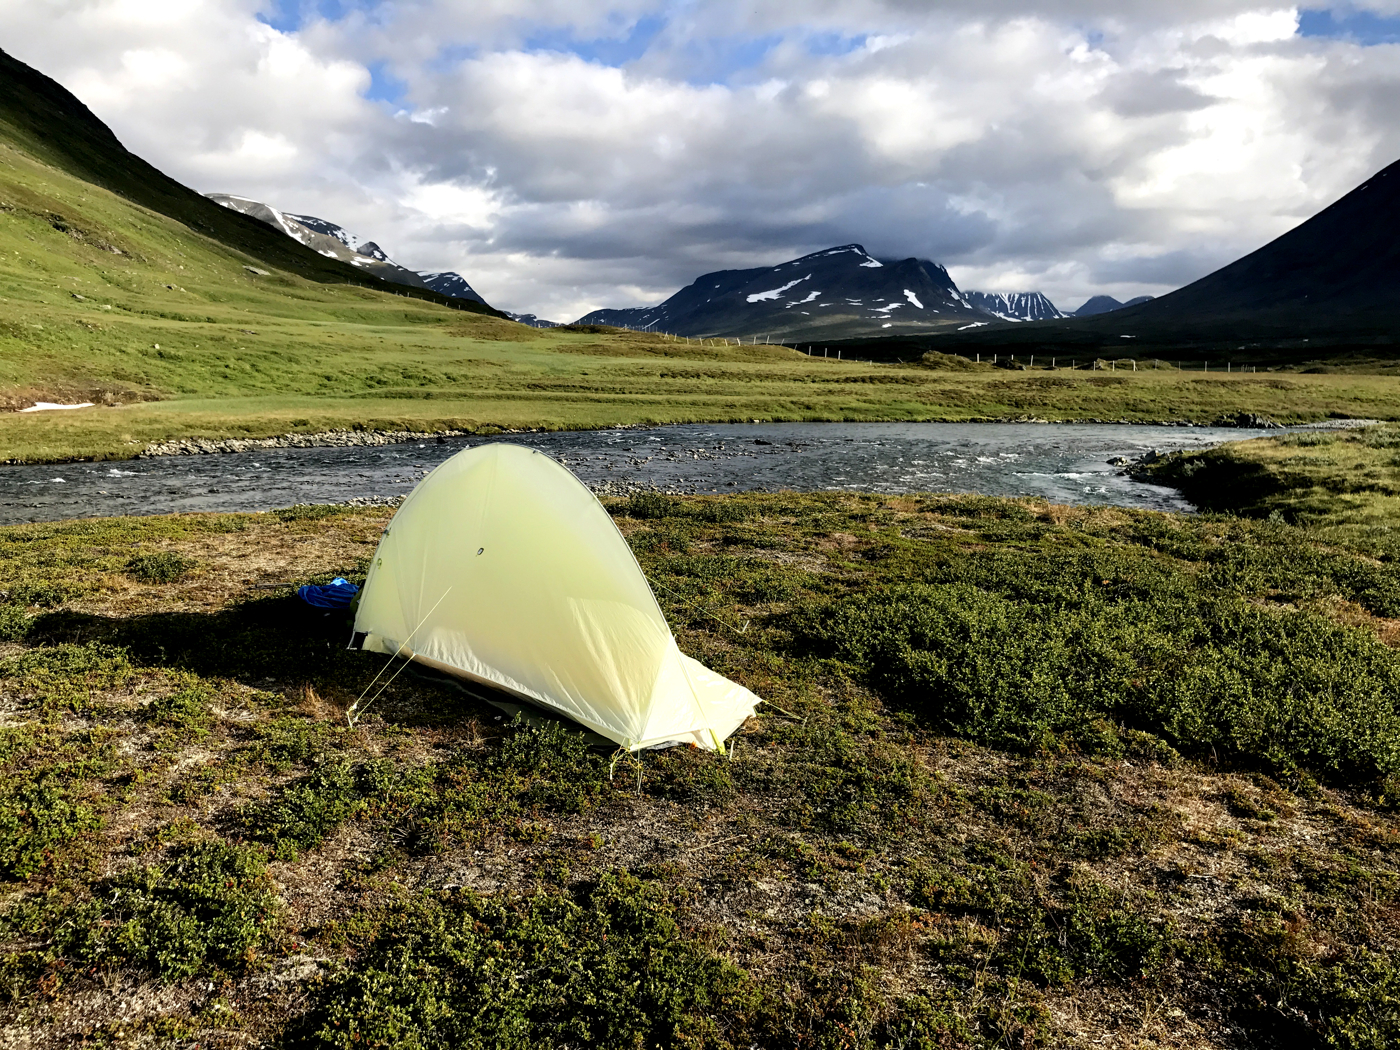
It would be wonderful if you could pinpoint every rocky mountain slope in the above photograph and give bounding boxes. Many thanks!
[963,291,1063,322]
[575,244,1014,341]
[206,195,486,305]
[505,312,561,328]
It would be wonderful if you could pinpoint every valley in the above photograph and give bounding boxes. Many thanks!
[4,34,1400,1050]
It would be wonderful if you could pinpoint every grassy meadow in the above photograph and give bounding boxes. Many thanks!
[4,137,1400,463]
[3,480,1400,1048]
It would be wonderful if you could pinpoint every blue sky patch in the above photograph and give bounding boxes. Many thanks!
[805,32,868,57]
[1299,7,1400,45]
[257,0,385,34]
[672,32,783,85]
[523,16,666,66]
[365,61,407,105]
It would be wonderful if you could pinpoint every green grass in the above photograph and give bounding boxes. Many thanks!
[1145,423,1400,558]
[1,495,1399,1046]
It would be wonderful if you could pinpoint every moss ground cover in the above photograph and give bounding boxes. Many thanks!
[1,494,1399,1047]
[4,138,1400,464]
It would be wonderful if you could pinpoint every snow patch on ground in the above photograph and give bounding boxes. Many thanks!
[903,289,924,308]
[20,402,95,413]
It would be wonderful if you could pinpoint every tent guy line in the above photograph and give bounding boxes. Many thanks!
[346,585,454,727]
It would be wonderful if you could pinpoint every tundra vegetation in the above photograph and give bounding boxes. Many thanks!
[2,430,1400,1048]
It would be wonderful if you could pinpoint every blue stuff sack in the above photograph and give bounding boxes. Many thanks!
[297,577,360,609]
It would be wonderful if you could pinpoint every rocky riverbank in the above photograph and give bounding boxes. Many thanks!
[133,414,1310,459]
[138,428,482,457]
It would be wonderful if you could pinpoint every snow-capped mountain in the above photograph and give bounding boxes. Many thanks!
[206,194,487,306]
[1074,295,1155,317]
[283,212,366,251]
[574,244,1003,342]
[505,312,561,328]
[962,291,1063,322]
[419,271,487,305]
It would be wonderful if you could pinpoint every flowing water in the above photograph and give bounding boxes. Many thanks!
[0,421,1283,524]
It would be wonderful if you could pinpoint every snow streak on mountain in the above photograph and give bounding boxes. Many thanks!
[963,291,1063,322]
[573,244,1056,342]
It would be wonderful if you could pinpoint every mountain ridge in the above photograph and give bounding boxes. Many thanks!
[206,194,487,305]
[818,157,1400,359]
[1075,294,1154,317]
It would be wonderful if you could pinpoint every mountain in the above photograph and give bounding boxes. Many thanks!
[574,244,1001,341]
[505,312,561,328]
[963,291,1063,322]
[1118,160,1400,331]
[206,195,486,304]
[0,47,494,316]
[1074,295,1154,317]
[420,271,486,304]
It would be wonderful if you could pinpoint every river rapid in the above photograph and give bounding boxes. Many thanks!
[0,421,1283,525]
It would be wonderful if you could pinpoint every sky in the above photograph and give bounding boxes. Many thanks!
[2,2,1399,318]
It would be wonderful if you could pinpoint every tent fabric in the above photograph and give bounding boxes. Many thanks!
[352,443,761,751]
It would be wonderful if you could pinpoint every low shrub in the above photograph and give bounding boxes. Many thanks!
[5,582,69,608]
[55,840,280,980]
[304,872,752,1049]
[0,725,112,880]
[793,583,1400,782]
[1010,878,1176,987]
[0,643,135,713]
[246,760,361,861]
[127,551,196,583]
[274,504,347,523]
[623,491,678,519]
[489,715,609,815]
[0,605,30,641]
[146,680,215,745]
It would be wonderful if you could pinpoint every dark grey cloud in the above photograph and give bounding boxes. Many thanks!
[1101,68,1218,116]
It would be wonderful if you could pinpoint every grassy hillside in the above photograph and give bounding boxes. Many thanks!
[2,493,1399,1047]
[0,47,495,315]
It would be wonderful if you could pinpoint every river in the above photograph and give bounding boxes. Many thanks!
[0,421,1280,525]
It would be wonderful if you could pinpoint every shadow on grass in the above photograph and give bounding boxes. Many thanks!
[24,596,488,729]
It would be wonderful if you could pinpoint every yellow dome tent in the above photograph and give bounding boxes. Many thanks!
[352,443,760,751]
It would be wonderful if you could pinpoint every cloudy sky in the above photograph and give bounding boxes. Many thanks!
[3,2,1399,318]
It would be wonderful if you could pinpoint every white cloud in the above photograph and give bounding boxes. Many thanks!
[1,1,1398,319]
